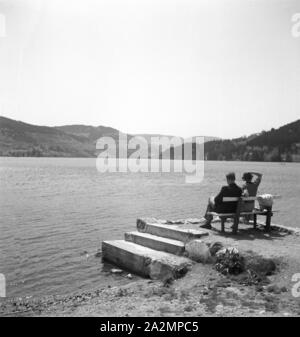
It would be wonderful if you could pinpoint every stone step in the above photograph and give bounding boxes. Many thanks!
[137,218,209,242]
[102,240,191,280]
[125,231,185,255]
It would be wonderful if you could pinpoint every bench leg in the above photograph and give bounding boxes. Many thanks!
[232,198,242,234]
[253,214,257,229]
[232,217,239,234]
[265,210,272,232]
[221,218,226,233]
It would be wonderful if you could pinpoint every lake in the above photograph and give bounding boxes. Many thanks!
[0,157,299,298]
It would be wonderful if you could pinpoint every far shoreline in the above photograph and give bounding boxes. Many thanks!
[1,156,299,164]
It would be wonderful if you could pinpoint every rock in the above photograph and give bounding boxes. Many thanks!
[225,287,243,297]
[80,250,88,256]
[149,261,174,281]
[215,304,224,313]
[266,284,285,294]
[185,240,211,263]
[209,242,224,256]
[111,268,123,274]
[94,250,102,258]
[126,274,133,279]
[184,304,194,312]
[256,285,264,292]
[217,247,239,256]
[245,255,276,276]
[216,279,231,288]
[185,218,203,224]
[202,287,209,295]
[166,219,185,224]
[116,288,128,297]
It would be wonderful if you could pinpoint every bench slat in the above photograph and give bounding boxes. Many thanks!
[207,210,278,217]
[223,195,281,202]
[223,197,257,202]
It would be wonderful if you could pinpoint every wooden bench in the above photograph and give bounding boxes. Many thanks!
[207,196,276,234]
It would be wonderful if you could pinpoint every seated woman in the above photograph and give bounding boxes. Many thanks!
[241,172,263,217]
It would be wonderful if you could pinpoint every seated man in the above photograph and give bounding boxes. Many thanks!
[201,172,242,229]
[241,172,262,212]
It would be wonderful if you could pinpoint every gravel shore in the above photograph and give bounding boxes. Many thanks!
[1,223,300,317]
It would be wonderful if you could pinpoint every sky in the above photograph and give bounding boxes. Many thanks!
[0,0,299,139]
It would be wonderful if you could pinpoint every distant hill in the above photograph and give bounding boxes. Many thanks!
[56,124,122,141]
[1,116,298,161]
[204,119,300,162]
[0,116,94,157]
[0,116,217,158]
[160,120,300,162]
[0,117,134,157]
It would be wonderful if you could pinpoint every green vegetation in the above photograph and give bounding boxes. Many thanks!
[0,116,299,162]
[0,116,118,158]
[204,120,300,162]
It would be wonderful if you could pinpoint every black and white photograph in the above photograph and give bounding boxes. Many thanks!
[0,0,300,322]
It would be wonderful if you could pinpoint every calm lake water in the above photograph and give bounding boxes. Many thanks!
[0,157,299,298]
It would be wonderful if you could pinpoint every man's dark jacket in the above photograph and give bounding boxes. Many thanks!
[214,183,242,213]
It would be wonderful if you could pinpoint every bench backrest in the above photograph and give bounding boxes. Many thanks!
[223,195,281,202]
[222,196,257,202]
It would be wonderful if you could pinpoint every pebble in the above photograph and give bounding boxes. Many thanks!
[111,268,123,274]
[94,251,102,258]
[266,284,284,294]
[215,304,224,313]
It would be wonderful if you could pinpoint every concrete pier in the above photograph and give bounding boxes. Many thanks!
[102,240,191,279]
[125,231,185,255]
[136,218,209,242]
[101,217,210,280]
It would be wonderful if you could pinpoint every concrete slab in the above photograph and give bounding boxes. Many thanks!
[137,218,209,242]
[125,231,185,255]
[102,240,191,280]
